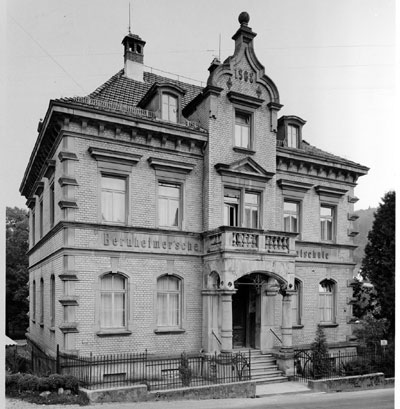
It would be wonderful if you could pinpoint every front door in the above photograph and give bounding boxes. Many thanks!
[232,277,257,348]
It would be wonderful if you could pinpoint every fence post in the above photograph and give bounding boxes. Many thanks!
[56,344,60,374]
[89,352,93,388]
[248,349,251,380]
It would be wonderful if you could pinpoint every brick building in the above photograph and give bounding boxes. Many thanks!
[20,12,368,375]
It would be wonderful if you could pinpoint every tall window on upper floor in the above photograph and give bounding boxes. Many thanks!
[161,93,178,123]
[32,280,36,321]
[287,125,299,148]
[100,273,127,329]
[292,279,302,326]
[157,275,182,328]
[39,278,44,325]
[50,275,55,327]
[101,175,127,224]
[319,279,336,323]
[39,197,44,239]
[49,181,55,228]
[224,189,240,227]
[235,111,251,149]
[244,192,259,229]
[284,201,300,233]
[320,205,335,241]
[158,182,181,228]
[31,209,36,246]
[224,188,261,228]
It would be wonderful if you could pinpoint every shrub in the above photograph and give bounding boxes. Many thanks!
[310,326,331,379]
[63,375,80,393]
[178,353,192,387]
[18,374,40,392]
[5,347,30,373]
[5,373,23,394]
[47,373,65,391]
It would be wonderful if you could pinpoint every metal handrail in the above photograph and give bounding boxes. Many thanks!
[270,328,282,344]
[212,329,222,345]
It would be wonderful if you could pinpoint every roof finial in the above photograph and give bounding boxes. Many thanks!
[238,11,250,26]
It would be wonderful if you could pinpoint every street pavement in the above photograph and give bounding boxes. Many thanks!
[5,384,395,409]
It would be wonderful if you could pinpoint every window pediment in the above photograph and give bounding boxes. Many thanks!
[148,157,194,177]
[278,179,313,200]
[227,91,264,109]
[215,157,274,187]
[315,185,347,204]
[89,147,142,171]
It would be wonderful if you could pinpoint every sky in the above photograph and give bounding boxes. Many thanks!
[2,0,398,211]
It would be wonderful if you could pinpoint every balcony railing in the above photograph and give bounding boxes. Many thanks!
[205,227,297,254]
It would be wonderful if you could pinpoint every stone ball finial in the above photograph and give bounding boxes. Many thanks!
[238,11,250,26]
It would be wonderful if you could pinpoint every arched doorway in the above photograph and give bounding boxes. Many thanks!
[232,273,268,349]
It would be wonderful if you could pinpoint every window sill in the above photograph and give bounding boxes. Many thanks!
[96,329,132,337]
[292,325,304,329]
[49,327,55,332]
[319,323,338,328]
[233,147,255,155]
[39,322,44,328]
[154,328,186,334]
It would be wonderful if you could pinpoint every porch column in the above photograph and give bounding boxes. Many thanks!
[220,290,236,352]
[280,292,294,352]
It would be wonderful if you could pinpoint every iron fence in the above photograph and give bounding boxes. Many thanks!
[294,347,394,382]
[29,342,251,391]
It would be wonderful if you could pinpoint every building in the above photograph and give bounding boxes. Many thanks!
[20,12,368,376]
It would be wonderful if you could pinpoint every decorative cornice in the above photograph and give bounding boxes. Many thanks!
[277,179,313,194]
[58,177,79,187]
[59,297,79,306]
[348,196,359,203]
[58,200,78,209]
[88,146,142,167]
[267,102,284,111]
[315,185,348,198]
[26,197,36,209]
[147,157,195,174]
[347,213,359,221]
[215,157,274,183]
[58,273,78,281]
[227,91,264,108]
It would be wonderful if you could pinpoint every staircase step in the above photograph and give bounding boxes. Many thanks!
[251,371,284,378]
[253,376,289,385]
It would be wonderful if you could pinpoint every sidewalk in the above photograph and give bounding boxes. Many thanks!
[256,381,313,397]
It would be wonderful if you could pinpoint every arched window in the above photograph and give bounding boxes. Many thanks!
[292,279,302,326]
[40,278,44,325]
[50,275,55,327]
[157,275,182,327]
[319,279,336,323]
[100,273,127,329]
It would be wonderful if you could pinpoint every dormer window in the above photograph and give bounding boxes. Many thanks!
[162,93,178,123]
[287,125,299,148]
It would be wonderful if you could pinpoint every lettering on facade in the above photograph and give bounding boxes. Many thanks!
[234,68,254,83]
[296,248,329,260]
[102,232,201,254]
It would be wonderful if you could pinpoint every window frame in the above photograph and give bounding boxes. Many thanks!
[49,180,55,228]
[234,109,254,151]
[32,280,36,322]
[99,272,128,330]
[319,279,336,324]
[320,205,336,242]
[161,92,179,123]
[156,274,183,330]
[223,187,262,229]
[283,200,301,234]
[39,196,44,239]
[100,173,128,225]
[157,181,182,229]
[50,275,55,328]
[31,209,36,246]
[287,125,300,148]
[39,278,44,326]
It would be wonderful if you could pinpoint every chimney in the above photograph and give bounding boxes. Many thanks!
[122,33,146,81]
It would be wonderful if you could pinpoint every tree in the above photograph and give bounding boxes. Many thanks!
[310,326,330,379]
[6,207,29,337]
[361,191,395,339]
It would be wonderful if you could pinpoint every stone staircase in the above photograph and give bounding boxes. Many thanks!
[238,349,288,384]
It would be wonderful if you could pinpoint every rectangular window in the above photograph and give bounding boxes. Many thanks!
[158,182,181,228]
[50,275,55,327]
[32,280,36,321]
[39,198,44,238]
[319,280,335,323]
[64,306,76,323]
[244,193,260,228]
[287,125,299,148]
[64,333,76,351]
[284,201,299,233]
[101,175,126,224]
[235,111,251,149]
[39,278,44,324]
[162,93,178,123]
[224,188,240,227]
[49,182,55,228]
[31,210,36,245]
[320,206,334,241]
[291,281,301,325]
